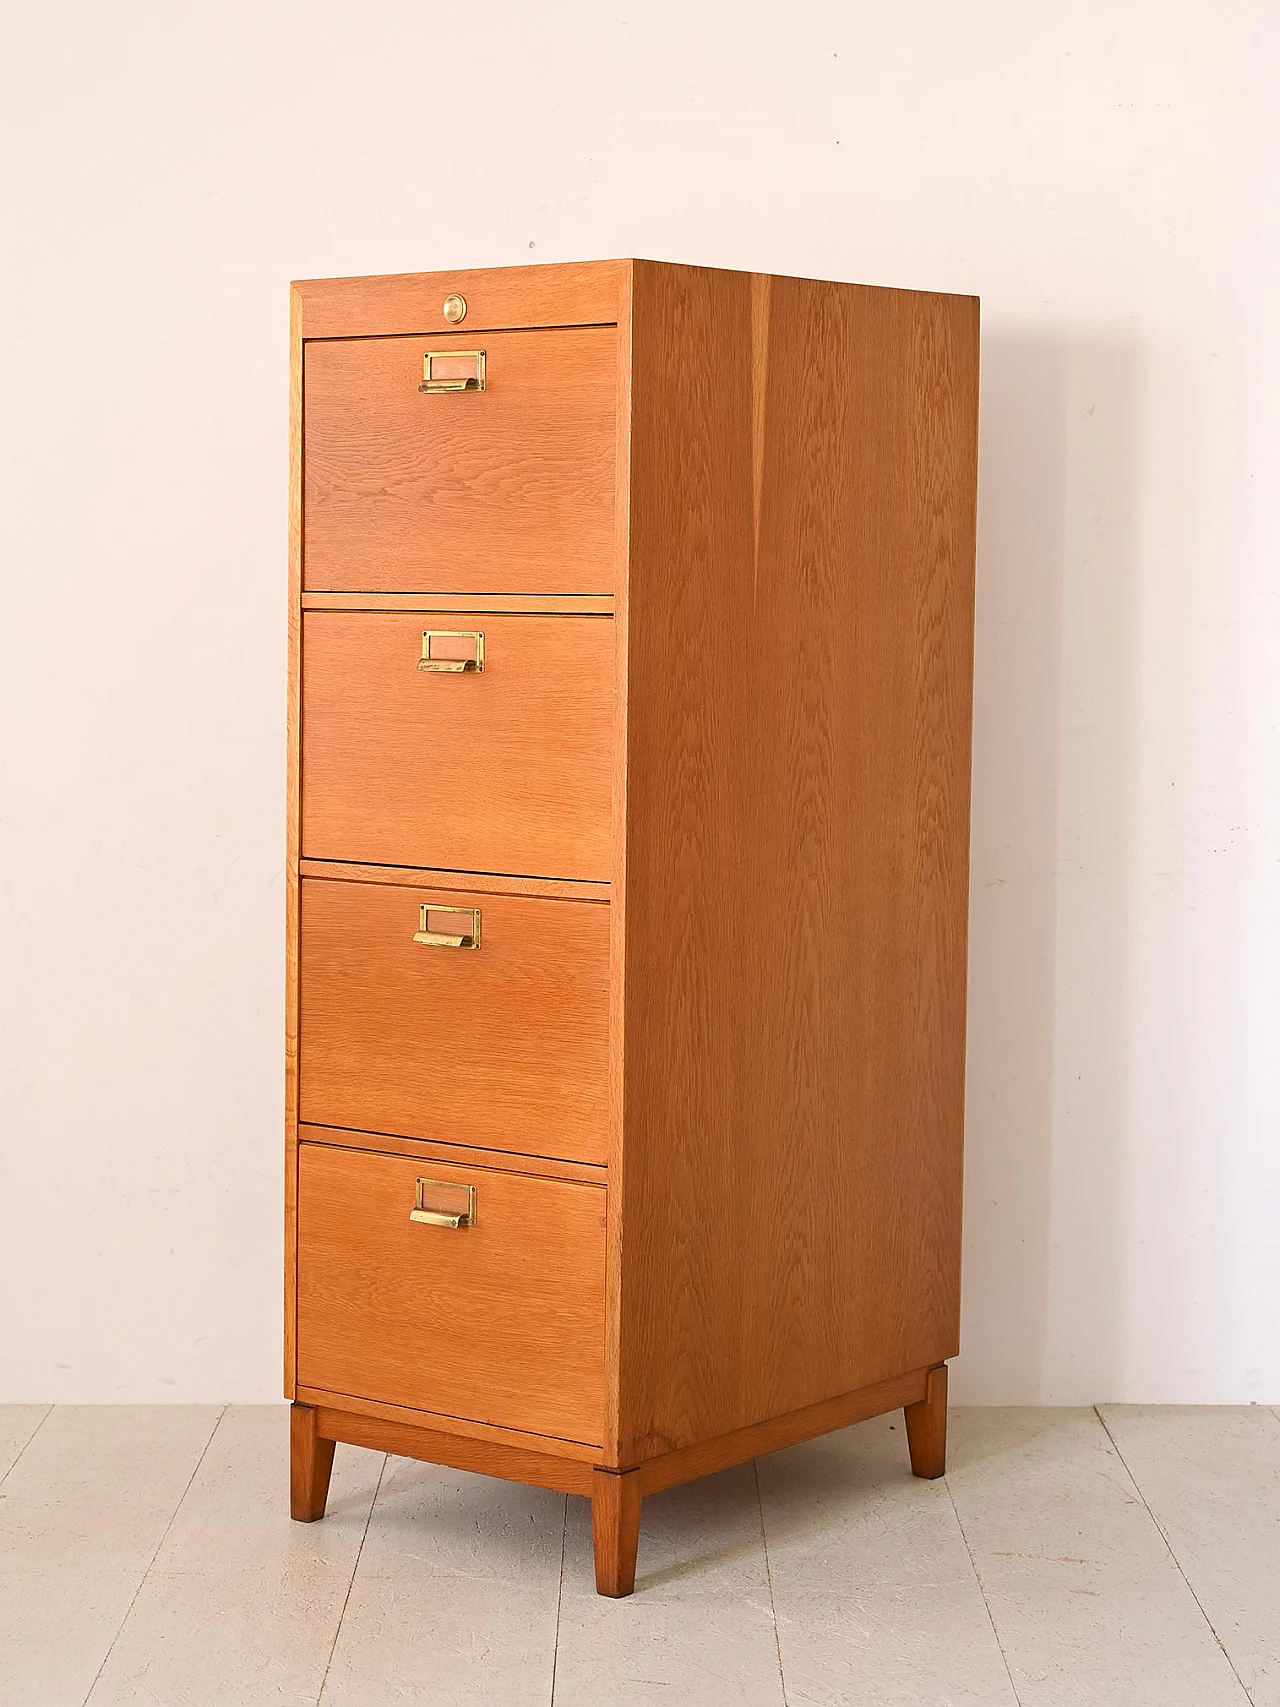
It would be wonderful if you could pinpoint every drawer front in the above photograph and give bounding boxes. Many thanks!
[297,1144,605,1443]
[301,613,612,881]
[299,879,609,1165]
[303,327,617,594]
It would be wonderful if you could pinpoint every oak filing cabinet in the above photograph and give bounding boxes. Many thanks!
[286,260,979,1596]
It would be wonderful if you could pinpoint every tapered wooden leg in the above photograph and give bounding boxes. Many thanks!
[904,1363,948,1478]
[290,1402,336,1521]
[591,1467,642,1597]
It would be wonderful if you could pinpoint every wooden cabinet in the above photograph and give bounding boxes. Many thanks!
[286,259,979,1597]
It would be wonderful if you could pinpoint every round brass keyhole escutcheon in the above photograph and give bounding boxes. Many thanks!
[442,293,467,324]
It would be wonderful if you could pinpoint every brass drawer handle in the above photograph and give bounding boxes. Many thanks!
[419,349,485,393]
[413,903,481,949]
[409,1177,476,1228]
[418,630,484,673]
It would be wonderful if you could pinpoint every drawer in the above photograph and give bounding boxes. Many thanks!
[301,613,612,881]
[296,1144,606,1443]
[303,327,617,594]
[298,878,609,1165]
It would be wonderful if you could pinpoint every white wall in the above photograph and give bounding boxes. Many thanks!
[2,1,1276,1404]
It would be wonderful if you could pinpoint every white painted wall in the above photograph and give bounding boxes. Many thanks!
[2,1,1276,1404]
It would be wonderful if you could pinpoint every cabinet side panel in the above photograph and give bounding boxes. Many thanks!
[618,263,978,1461]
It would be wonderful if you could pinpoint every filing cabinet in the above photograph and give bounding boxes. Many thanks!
[286,259,979,1595]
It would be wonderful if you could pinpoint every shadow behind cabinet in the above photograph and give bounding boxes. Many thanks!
[286,259,979,1596]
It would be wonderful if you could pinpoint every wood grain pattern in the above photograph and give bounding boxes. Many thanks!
[298,878,609,1164]
[303,327,617,594]
[313,1405,595,1495]
[289,1403,334,1521]
[298,861,607,904]
[904,1362,948,1478]
[284,285,303,1402]
[591,1469,642,1596]
[294,259,628,341]
[636,1366,930,1495]
[296,1143,606,1445]
[615,263,979,1462]
[298,1122,606,1186]
[300,592,614,614]
[301,613,613,881]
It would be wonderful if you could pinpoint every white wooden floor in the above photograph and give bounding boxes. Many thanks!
[1,1405,1277,1706]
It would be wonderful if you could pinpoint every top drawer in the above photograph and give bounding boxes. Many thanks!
[303,327,617,595]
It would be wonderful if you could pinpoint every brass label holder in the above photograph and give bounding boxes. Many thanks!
[419,349,485,393]
[409,1177,477,1229]
[418,630,484,673]
[413,903,481,950]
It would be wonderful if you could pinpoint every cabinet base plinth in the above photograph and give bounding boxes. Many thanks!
[289,1363,946,1595]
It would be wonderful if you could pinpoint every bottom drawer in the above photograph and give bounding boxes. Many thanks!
[296,1144,606,1445]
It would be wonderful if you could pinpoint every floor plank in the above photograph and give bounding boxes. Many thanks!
[0,1406,220,1707]
[553,1463,785,1707]
[0,1405,50,1482]
[319,1455,564,1706]
[759,1413,1018,1707]
[947,1408,1250,1707]
[1100,1405,1280,1706]
[85,1406,383,1707]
